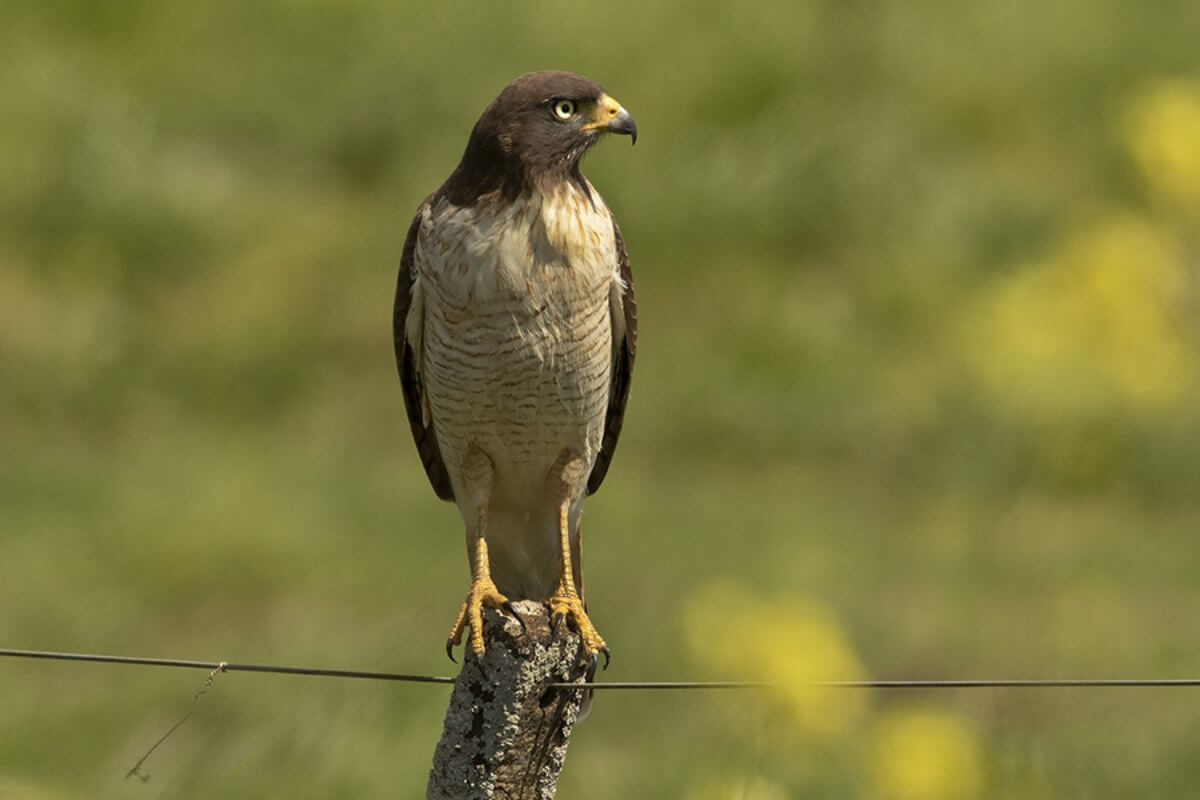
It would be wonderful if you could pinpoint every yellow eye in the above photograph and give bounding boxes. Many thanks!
[553,99,576,120]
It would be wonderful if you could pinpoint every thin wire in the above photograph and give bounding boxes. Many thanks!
[4,647,1200,690]
[560,678,1200,690]
[0,648,454,684]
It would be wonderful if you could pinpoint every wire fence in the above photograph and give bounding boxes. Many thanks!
[6,647,1200,690]
[8,644,1200,782]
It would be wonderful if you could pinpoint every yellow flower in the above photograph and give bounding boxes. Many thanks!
[870,709,984,800]
[961,214,1193,418]
[683,579,867,739]
[1124,79,1200,208]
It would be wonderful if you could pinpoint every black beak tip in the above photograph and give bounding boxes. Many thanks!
[625,119,638,146]
[609,112,637,146]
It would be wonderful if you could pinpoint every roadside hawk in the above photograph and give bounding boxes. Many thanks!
[393,71,638,664]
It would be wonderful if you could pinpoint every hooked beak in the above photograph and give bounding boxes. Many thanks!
[584,93,638,145]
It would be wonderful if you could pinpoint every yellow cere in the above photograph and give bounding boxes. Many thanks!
[583,94,626,129]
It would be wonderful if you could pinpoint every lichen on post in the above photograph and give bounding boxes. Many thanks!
[427,599,593,800]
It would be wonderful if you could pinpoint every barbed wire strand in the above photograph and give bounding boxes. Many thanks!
[5,647,1200,690]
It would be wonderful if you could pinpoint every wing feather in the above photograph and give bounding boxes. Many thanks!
[394,199,455,501]
[587,219,637,494]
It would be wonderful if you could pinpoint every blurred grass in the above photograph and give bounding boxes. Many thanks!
[2,0,1200,797]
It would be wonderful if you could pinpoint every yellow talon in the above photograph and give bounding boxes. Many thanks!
[446,533,518,660]
[447,577,512,659]
[548,583,608,665]
[544,472,609,666]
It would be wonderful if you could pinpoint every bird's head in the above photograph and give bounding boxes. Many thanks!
[449,71,636,201]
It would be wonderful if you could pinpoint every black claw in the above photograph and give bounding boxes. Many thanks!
[551,612,564,637]
[501,601,527,635]
[445,640,457,663]
[600,646,611,671]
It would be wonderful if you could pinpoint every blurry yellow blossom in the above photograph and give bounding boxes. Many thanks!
[870,709,983,800]
[687,776,789,800]
[961,214,1194,418]
[683,579,867,738]
[1124,79,1200,208]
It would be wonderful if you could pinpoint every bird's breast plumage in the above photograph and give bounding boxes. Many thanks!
[415,182,618,506]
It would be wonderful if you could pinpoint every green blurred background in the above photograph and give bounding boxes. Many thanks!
[3,1,1200,797]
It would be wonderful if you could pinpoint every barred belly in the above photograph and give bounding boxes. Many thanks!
[422,276,612,506]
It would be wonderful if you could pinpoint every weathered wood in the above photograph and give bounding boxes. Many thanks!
[427,599,592,800]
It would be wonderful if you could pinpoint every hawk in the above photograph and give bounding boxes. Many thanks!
[393,72,638,664]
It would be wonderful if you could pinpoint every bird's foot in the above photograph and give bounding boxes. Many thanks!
[446,578,519,661]
[548,586,609,669]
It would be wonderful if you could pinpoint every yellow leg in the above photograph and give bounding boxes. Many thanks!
[446,535,515,660]
[446,444,522,661]
[547,499,609,665]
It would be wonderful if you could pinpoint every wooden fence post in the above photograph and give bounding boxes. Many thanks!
[426,599,592,800]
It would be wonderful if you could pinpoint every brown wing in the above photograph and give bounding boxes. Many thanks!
[394,200,454,501]
[587,219,637,495]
